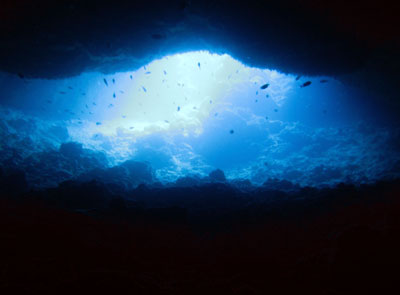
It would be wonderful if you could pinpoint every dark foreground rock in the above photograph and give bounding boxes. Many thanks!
[1,178,400,294]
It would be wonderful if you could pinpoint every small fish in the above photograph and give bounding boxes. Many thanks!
[113,92,116,98]
[130,75,133,80]
[112,78,115,84]
[17,73,24,79]
[164,120,169,123]
[59,91,67,94]
[96,122,102,126]
[89,112,94,115]
[177,106,180,111]
[122,115,126,118]
[129,127,134,130]
[85,104,89,109]
[256,91,258,95]
[255,99,258,102]
[193,106,197,110]
[163,70,167,75]
[198,62,201,69]
[300,81,312,88]
[210,100,212,104]
[46,99,52,104]
[295,75,301,81]
[108,104,114,108]
[103,78,108,86]
[260,83,269,89]
[142,86,147,92]
[68,86,73,90]
[82,93,86,96]
[78,121,82,124]
[92,102,97,106]
[265,116,269,120]
[120,90,124,94]
[274,109,278,112]
[320,79,328,83]
[230,129,234,134]
[266,94,270,98]
[145,71,151,75]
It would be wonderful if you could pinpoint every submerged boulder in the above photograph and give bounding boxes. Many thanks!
[18,142,108,188]
[209,169,226,182]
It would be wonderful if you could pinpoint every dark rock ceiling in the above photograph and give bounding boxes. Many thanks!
[0,0,399,109]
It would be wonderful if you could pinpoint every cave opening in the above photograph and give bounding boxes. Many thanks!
[1,2,400,294]
[0,50,398,188]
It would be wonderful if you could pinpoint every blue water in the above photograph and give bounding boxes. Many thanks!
[0,51,399,188]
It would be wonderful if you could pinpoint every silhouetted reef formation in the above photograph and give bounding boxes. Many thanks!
[3,137,398,191]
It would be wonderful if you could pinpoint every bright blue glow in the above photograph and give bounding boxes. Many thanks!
[0,51,399,186]
[65,51,295,165]
[63,52,292,137]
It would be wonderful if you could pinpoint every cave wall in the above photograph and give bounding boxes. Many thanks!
[0,0,399,109]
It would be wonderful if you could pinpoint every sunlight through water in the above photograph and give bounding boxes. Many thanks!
[0,50,399,186]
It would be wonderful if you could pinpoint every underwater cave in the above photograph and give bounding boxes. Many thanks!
[1,0,400,294]
[1,50,398,188]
